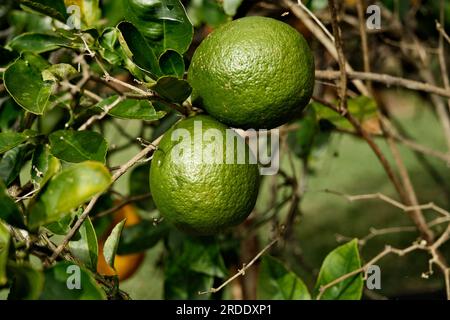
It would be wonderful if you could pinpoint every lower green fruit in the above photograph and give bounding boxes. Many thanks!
[149,115,260,235]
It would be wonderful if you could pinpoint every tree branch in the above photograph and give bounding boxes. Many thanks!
[315,70,450,99]
[49,135,163,263]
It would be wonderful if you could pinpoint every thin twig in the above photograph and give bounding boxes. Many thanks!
[283,0,369,95]
[356,0,372,93]
[315,70,450,99]
[49,135,163,263]
[62,81,102,102]
[316,242,427,300]
[93,193,152,220]
[314,96,407,202]
[328,0,348,112]
[198,237,279,295]
[78,96,123,131]
[326,190,450,218]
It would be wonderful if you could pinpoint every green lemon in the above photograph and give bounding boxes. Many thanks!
[149,115,260,235]
[188,16,315,129]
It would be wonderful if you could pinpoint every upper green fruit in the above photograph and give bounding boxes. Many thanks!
[188,16,315,129]
[149,115,260,235]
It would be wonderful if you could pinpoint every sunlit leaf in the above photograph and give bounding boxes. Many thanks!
[28,161,112,229]
[314,239,363,300]
[103,219,125,269]
[49,130,108,163]
[258,255,310,300]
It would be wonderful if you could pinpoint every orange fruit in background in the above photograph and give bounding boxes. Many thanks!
[97,204,145,281]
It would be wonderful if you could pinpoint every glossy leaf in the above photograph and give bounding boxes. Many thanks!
[31,144,61,189]
[92,95,166,121]
[49,130,108,163]
[151,76,192,103]
[258,255,311,300]
[19,0,68,22]
[313,96,378,130]
[223,0,243,16]
[0,145,30,186]
[103,219,125,269]
[159,50,185,78]
[8,33,74,54]
[314,239,363,300]
[124,0,193,56]
[164,235,226,299]
[40,261,106,300]
[7,263,44,300]
[0,180,25,228]
[42,63,78,82]
[0,130,37,154]
[69,215,98,271]
[0,221,10,286]
[3,53,53,115]
[98,27,123,66]
[28,161,112,229]
[117,220,169,254]
[117,21,161,79]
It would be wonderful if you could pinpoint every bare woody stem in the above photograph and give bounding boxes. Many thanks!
[315,70,450,99]
[328,0,348,112]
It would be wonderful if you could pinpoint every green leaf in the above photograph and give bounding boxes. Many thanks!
[49,130,108,163]
[28,161,112,230]
[8,33,74,54]
[186,0,229,28]
[0,145,30,186]
[69,216,98,271]
[313,96,378,130]
[7,263,44,300]
[159,50,185,78]
[223,0,243,16]
[151,76,192,103]
[117,21,162,79]
[31,144,61,189]
[314,239,363,300]
[0,130,37,154]
[0,221,10,286]
[103,219,125,269]
[19,0,68,22]
[287,107,318,158]
[257,255,311,300]
[129,163,155,211]
[98,27,123,66]
[40,261,106,300]
[0,181,25,228]
[42,63,78,82]
[164,235,226,299]
[124,0,193,56]
[92,95,166,121]
[117,220,169,254]
[3,53,53,115]
[45,213,77,236]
